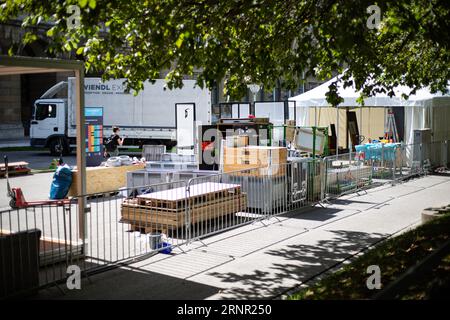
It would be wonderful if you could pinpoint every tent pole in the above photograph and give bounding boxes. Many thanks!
[360,106,363,144]
[336,107,339,156]
[345,107,349,150]
[315,107,317,127]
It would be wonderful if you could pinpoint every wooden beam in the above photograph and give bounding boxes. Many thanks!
[0,66,67,75]
[0,55,83,73]
[74,69,86,240]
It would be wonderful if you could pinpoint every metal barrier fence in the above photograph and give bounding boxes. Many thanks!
[1,202,81,298]
[322,140,449,200]
[1,140,448,298]
[0,180,190,298]
[79,180,189,269]
[0,161,324,297]
[185,159,323,241]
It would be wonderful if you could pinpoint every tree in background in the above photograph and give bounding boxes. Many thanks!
[1,0,449,104]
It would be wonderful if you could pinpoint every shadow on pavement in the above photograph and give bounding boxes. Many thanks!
[33,264,221,300]
[206,229,387,299]
[279,207,344,222]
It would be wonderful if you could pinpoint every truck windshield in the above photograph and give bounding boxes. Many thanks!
[35,103,57,121]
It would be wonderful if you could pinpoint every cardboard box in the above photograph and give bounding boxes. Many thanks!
[223,146,287,176]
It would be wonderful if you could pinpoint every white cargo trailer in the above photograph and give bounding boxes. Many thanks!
[30,77,211,155]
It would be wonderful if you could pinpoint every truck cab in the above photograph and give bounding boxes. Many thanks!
[30,81,70,155]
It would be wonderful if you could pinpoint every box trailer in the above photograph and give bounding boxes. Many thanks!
[30,77,211,155]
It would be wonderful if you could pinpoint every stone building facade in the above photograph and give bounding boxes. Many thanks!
[0,21,73,139]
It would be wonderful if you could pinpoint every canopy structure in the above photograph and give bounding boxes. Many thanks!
[288,74,450,155]
[0,55,87,238]
[289,74,450,108]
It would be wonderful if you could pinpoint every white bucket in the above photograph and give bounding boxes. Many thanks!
[148,233,162,250]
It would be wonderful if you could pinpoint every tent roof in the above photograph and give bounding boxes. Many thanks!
[289,74,450,108]
[0,55,83,75]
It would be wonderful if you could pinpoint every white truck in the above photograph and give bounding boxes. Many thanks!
[30,77,212,155]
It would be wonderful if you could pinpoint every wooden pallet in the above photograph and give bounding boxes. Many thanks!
[122,191,247,233]
[0,161,30,177]
[136,182,242,209]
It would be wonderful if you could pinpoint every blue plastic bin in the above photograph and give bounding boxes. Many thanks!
[49,164,73,199]
[157,242,172,254]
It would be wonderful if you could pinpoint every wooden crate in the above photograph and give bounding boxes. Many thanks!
[223,146,287,176]
[68,163,145,196]
[121,183,247,233]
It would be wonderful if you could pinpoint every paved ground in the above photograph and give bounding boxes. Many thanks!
[0,136,75,170]
[0,138,30,148]
[0,172,55,210]
[0,150,77,170]
[34,174,450,300]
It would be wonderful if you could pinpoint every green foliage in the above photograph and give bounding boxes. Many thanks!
[1,0,449,104]
[289,212,450,300]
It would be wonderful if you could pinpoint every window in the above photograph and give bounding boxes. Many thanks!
[35,104,57,121]
[219,104,232,118]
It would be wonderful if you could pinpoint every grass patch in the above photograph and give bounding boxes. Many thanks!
[289,212,450,300]
[120,148,142,152]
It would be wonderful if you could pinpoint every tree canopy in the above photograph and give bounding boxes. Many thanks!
[1,0,449,104]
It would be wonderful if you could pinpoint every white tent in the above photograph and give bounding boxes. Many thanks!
[289,74,450,108]
[288,75,450,152]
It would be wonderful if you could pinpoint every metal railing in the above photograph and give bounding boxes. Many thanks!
[322,152,372,199]
[76,180,190,268]
[0,180,191,298]
[1,201,81,298]
[185,160,323,241]
[322,140,449,200]
[1,140,448,298]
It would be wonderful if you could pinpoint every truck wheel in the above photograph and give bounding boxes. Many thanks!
[49,137,70,156]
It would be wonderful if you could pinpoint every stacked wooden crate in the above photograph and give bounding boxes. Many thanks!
[121,182,247,233]
[223,146,288,177]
